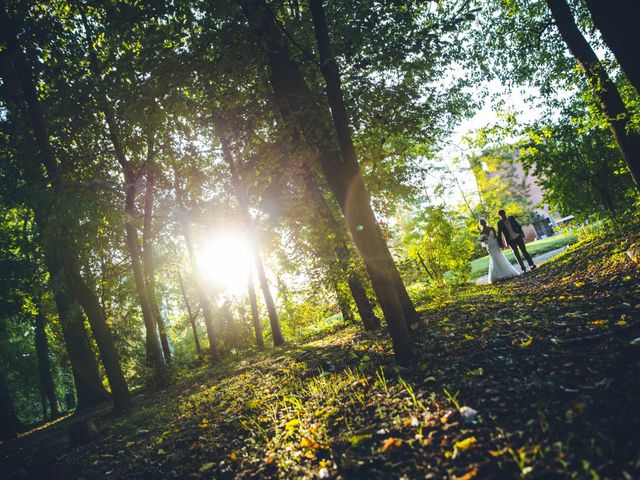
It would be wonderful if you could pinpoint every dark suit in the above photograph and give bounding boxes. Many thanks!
[497,216,534,271]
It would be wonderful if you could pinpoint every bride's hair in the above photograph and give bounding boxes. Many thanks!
[479,218,487,227]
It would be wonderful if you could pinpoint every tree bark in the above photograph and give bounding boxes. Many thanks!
[583,0,640,96]
[77,8,168,381]
[254,250,285,346]
[178,271,202,355]
[301,170,380,330]
[181,218,221,363]
[34,314,59,419]
[546,0,640,187]
[247,268,265,350]
[142,172,172,363]
[0,3,118,408]
[240,0,412,363]
[217,130,284,347]
[45,257,110,410]
[123,178,168,379]
[308,0,421,331]
[62,256,131,409]
[0,373,20,440]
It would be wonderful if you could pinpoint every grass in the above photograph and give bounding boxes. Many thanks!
[470,232,577,278]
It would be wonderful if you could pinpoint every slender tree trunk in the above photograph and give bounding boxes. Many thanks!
[301,170,380,330]
[254,250,285,346]
[332,278,355,323]
[416,251,436,281]
[181,219,221,363]
[123,178,168,379]
[178,271,202,355]
[34,314,59,419]
[142,172,172,363]
[247,268,265,350]
[240,0,412,363]
[217,131,285,347]
[46,258,110,410]
[0,373,20,440]
[583,0,640,96]
[308,0,421,331]
[62,256,131,409]
[546,0,640,187]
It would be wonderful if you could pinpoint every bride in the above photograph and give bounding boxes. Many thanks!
[478,218,519,284]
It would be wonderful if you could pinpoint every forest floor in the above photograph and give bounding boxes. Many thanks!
[1,230,640,480]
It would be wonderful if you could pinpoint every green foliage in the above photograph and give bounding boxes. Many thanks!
[398,205,475,288]
[519,114,635,219]
[468,149,537,224]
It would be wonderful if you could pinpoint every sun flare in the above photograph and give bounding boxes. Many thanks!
[197,233,253,296]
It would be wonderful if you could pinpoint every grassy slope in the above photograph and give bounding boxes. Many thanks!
[470,233,577,278]
[1,230,639,480]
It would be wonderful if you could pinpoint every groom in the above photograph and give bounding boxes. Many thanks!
[497,209,536,273]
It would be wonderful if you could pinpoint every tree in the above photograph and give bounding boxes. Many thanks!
[0,372,20,440]
[583,0,640,96]
[400,206,475,287]
[0,0,127,410]
[240,0,413,364]
[217,132,285,347]
[142,171,172,363]
[520,115,633,217]
[34,313,59,419]
[76,6,168,382]
[543,0,640,187]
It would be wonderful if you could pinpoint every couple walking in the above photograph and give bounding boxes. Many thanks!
[479,209,536,284]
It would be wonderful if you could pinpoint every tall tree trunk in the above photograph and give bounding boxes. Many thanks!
[181,218,221,363]
[217,131,284,347]
[77,9,168,381]
[142,172,172,363]
[332,278,355,323]
[254,250,285,346]
[45,257,110,410]
[34,314,59,419]
[240,0,412,363]
[178,271,202,355]
[62,256,131,409]
[247,267,265,350]
[124,179,168,379]
[0,4,119,408]
[302,170,380,330]
[546,0,640,187]
[583,0,640,96]
[0,373,20,441]
[308,0,421,330]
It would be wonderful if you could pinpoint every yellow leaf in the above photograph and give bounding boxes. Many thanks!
[464,334,474,341]
[454,436,477,451]
[574,281,585,287]
[230,452,238,461]
[380,437,403,453]
[616,320,627,326]
[589,320,607,327]
[457,468,479,480]
[519,337,533,348]
[489,448,507,457]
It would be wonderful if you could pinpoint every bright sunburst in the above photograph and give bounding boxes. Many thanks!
[197,232,253,296]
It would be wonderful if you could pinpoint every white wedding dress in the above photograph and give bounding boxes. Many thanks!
[484,230,520,284]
